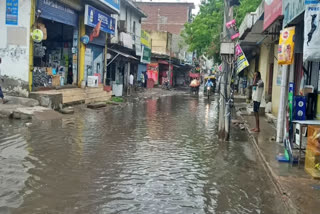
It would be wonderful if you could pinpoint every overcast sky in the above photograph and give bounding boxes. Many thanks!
[135,0,201,14]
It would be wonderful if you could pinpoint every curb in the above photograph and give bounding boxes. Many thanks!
[237,112,299,214]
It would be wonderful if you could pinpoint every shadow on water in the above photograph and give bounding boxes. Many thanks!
[0,95,284,214]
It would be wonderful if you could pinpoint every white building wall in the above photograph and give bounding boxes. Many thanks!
[0,0,31,96]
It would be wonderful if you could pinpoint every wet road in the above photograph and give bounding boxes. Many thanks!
[0,95,284,214]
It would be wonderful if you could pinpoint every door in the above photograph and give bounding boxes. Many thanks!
[268,63,274,95]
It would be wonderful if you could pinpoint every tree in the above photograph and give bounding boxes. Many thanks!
[182,0,262,62]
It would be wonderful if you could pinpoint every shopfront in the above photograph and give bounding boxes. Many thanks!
[83,4,115,85]
[32,0,79,88]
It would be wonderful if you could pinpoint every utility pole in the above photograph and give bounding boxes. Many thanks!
[219,0,233,141]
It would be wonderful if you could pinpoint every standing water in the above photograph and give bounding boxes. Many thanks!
[0,95,284,214]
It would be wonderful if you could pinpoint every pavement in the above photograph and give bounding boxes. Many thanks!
[0,95,62,120]
[236,103,320,214]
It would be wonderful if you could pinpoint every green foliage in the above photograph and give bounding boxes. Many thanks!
[182,0,262,63]
[111,97,124,103]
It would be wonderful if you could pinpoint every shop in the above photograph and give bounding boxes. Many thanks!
[32,0,79,88]
[83,4,115,86]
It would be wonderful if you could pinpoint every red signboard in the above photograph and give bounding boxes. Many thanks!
[263,0,283,31]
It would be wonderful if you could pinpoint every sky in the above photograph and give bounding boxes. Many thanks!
[135,0,201,14]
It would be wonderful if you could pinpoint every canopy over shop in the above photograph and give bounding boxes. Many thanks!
[32,0,80,89]
[106,47,139,96]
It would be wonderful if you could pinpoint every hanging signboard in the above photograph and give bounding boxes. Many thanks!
[141,46,151,64]
[264,0,283,31]
[235,44,249,74]
[6,0,19,25]
[303,0,320,62]
[278,27,295,65]
[99,0,120,14]
[226,19,240,40]
[84,5,116,35]
[141,30,151,48]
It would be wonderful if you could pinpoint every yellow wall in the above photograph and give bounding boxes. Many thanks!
[272,44,281,116]
[78,15,85,87]
[259,44,270,102]
[149,31,169,55]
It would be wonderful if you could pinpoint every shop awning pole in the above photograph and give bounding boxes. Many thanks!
[107,53,120,67]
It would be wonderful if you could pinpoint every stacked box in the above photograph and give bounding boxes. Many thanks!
[307,125,320,148]
[305,144,320,179]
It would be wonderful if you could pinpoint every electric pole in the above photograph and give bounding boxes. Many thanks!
[219,0,233,141]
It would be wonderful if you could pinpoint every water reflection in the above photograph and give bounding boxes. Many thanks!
[0,95,283,214]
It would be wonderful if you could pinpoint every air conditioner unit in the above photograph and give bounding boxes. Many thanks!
[118,20,127,33]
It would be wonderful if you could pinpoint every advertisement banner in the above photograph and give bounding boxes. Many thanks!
[141,46,151,64]
[235,44,249,74]
[99,0,120,14]
[278,27,295,65]
[226,19,240,40]
[303,0,320,61]
[85,5,116,35]
[264,0,283,30]
[6,0,19,25]
[141,30,151,48]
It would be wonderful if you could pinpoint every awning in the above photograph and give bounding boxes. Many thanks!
[107,48,139,66]
[109,48,138,60]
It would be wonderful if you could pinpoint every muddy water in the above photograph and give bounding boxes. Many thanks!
[0,95,284,214]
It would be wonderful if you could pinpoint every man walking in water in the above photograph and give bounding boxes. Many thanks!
[251,71,264,132]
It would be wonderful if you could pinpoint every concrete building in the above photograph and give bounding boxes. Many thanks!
[108,0,147,96]
[0,0,32,97]
[135,1,194,35]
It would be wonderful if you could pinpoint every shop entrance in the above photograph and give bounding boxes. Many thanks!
[84,45,104,84]
[33,18,78,88]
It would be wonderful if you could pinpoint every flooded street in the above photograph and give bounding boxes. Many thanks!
[0,95,284,214]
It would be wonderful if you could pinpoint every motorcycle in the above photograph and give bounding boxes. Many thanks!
[207,86,211,99]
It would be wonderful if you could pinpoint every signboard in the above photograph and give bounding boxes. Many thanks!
[141,46,151,64]
[283,0,305,27]
[264,0,283,30]
[303,0,320,61]
[226,19,240,40]
[99,0,120,14]
[278,27,295,65]
[235,44,249,74]
[141,30,151,48]
[6,0,19,25]
[37,0,78,27]
[84,5,116,35]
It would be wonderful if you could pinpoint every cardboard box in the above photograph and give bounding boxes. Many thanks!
[46,67,53,75]
[52,75,60,87]
[307,125,320,148]
[305,144,320,179]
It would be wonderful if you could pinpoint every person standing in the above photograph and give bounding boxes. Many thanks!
[144,71,148,88]
[251,71,264,132]
[140,72,145,87]
[129,73,134,95]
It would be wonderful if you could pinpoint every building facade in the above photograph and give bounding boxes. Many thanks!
[135,1,194,35]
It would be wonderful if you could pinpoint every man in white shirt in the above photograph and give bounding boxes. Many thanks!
[129,73,134,95]
[251,71,264,132]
